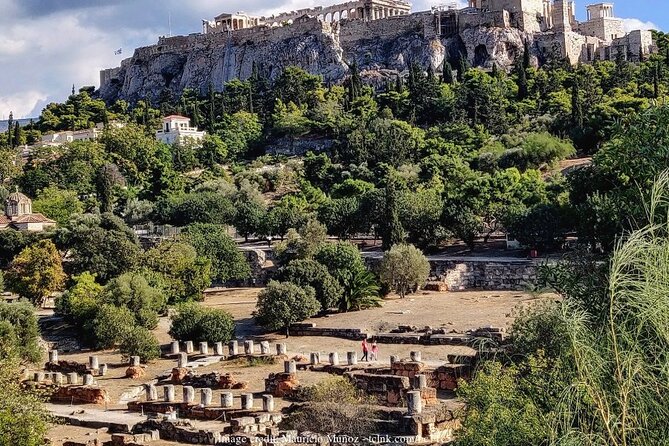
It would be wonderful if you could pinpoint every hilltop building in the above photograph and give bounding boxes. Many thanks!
[98,0,656,104]
[39,122,125,148]
[155,115,206,145]
[0,191,56,232]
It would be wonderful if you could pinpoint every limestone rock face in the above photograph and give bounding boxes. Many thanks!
[98,14,531,104]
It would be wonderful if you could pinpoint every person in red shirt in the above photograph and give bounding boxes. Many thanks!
[361,339,369,361]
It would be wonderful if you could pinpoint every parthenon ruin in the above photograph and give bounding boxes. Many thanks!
[203,0,411,33]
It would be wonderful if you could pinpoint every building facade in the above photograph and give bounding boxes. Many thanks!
[39,122,125,148]
[0,191,56,232]
[155,115,206,145]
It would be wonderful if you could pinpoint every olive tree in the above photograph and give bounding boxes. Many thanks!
[379,243,430,298]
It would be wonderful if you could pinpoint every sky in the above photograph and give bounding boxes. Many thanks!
[0,0,664,119]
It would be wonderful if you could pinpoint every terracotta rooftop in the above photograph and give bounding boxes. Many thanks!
[11,213,56,224]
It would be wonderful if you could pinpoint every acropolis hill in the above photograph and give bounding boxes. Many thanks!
[98,0,655,103]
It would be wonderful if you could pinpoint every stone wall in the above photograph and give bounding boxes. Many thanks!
[264,137,335,156]
[431,259,538,290]
[288,322,368,340]
[366,256,540,291]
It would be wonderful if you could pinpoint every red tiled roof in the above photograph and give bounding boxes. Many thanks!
[0,216,10,225]
[11,213,56,224]
[163,115,190,120]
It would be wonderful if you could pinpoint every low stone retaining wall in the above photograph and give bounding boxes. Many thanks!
[128,401,282,430]
[288,323,368,340]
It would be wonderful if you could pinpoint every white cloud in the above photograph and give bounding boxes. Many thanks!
[0,37,27,56]
[0,91,48,120]
[622,17,658,32]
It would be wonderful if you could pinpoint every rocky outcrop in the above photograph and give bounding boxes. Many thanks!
[98,13,533,104]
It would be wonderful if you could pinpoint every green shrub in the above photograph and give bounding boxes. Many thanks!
[168,303,235,344]
[119,326,161,363]
[55,272,102,324]
[276,259,343,311]
[102,272,166,329]
[91,305,135,349]
[0,356,49,445]
[286,376,378,436]
[255,281,320,336]
[0,301,42,363]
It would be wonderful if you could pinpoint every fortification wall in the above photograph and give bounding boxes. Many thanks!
[458,10,510,31]
[338,12,429,44]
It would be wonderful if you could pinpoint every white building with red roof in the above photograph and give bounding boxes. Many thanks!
[0,190,56,232]
[156,115,206,145]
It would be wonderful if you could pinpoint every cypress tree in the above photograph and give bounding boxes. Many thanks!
[427,65,435,84]
[517,60,528,100]
[457,52,469,83]
[347,62,362,103]
[442,60,454,84]
[491,62,499,79]
[382,176,405,251]
[7,111,13,149]
[13,122,21,148]
[395,75,404,93]
[571,78,583,128]
[523,41,531,70]
[654,61,660,99]
[207,83,216,133]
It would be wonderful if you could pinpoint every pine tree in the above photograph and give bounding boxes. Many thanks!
[442,60,454,84]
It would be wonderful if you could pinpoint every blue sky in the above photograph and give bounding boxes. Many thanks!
[0,0,663,119]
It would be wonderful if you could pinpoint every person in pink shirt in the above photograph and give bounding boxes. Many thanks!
[361,339,369,361]
[370,341,379,361]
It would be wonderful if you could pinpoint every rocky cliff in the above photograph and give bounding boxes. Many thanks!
[98,12,532,104]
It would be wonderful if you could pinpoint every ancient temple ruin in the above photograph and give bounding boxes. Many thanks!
[203,0,412,33]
